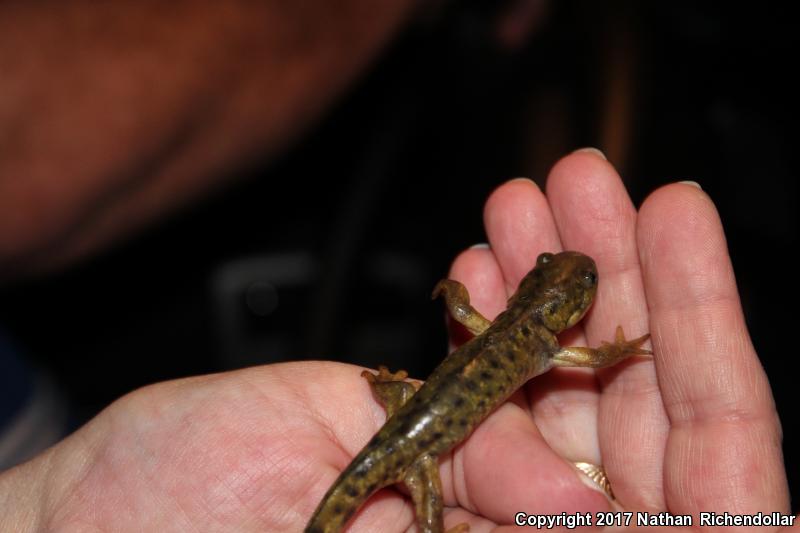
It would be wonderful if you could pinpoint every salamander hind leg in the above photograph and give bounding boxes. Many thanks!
[553,326,651,368]
[404,454,469,533]
[432,279,491,336]
[361,366,420,418]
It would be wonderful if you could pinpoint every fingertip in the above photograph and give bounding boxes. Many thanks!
[639,181,713,217]
[483,177,560,288]
[637,182,726,282]
[483,178,540,224]
[638,181,715,223]
[546,150,620,201]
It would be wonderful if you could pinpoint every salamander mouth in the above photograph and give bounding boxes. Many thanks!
[567,307,587,328]
[565,287,594,328]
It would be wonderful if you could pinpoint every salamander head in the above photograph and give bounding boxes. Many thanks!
[514,251,598,333]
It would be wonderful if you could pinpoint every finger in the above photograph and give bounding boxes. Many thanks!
[483,178,562,294]
[483,176,599,467]
[637,183,789,515]
[440,402,611,526]
[546,149,668,509]
[448,245,509,322]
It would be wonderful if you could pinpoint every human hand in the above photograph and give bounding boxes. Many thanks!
[439,148,791,530]
[0,150,790,532]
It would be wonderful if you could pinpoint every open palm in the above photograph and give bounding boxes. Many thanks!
[1,150,790,532]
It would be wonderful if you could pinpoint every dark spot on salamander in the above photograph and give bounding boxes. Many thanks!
[480,370,492,380]
[505,350,516,361]
[459,418,468,427]
[333,503,344,514]
[345,485,359,498]
[444,418,453,427]
[344,507,356,521]
[477,399,486,409]
[354,463,368,477]
[433,432,443,440]
[465,379,478,392]
[367,482,378,493]
[454,397,465,408]
[490,359,500,369]
[521,325,531,337]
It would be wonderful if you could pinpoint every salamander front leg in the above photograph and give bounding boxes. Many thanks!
[361,366,420,418]
[432,279,491,335]
[404,454,469,533]
[552,326,651,368]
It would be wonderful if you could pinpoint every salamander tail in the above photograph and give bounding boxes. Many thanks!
[304,444,395,533]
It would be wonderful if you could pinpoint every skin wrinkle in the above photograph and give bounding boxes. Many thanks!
[653,305,769,425]
[276,363,380,465]
[664,431,694,506]
[249,444,309,527]
[45,425,114,528]
[601,369,662,399]
[531,375,599,418]
[140,376,274,528]
[85,441,138,528]
[671,423,768,513]
[132,437,193,529]
[187,379,318,528]
[129,395,220,530]
[601,404,663,489]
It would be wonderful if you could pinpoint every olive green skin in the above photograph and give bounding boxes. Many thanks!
[306,251,599,533]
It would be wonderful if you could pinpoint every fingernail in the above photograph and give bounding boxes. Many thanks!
[678,180,702,190]
[573,147,607,160]
[469,243,490,250]
[507,177,539,188]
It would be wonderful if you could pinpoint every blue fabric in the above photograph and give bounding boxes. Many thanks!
[0,329,34,433]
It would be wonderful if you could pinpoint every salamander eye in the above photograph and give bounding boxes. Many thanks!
[537,253,554,265]
[580,270,597,288]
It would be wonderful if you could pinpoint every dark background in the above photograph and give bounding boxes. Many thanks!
[1,2,796,510]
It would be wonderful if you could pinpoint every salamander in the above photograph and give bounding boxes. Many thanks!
[305,251,651,533]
